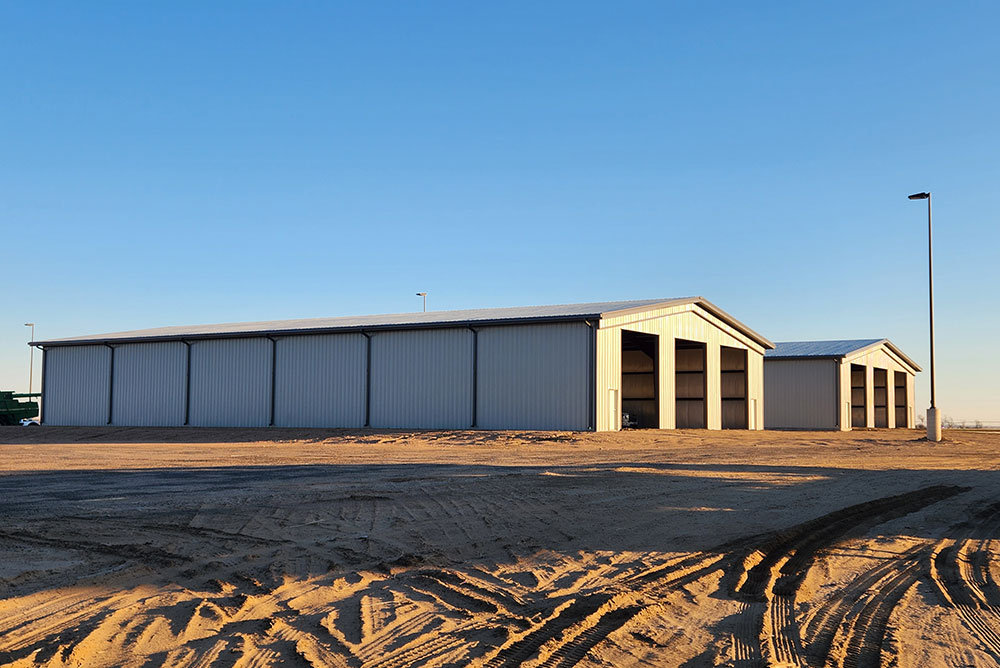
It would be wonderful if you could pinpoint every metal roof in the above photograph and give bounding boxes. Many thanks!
[767,339,884,358]
[766,339,921,372]
[33,297,774,349]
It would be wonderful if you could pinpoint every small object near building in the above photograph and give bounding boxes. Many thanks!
[0,392,40,426]
[764,339,920,430]
[31,297,773,432]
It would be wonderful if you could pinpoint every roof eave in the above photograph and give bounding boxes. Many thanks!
[694,298,776,349]
[842,339,922,373]
[768,340,922,373]
[885,342,922,373]
[30,312,605,348]
[599,296,775,350]
[765,354,844,361]
[597,296,698,319]
[33,298,778,352]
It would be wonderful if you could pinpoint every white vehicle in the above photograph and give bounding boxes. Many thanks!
[19,418,39,427]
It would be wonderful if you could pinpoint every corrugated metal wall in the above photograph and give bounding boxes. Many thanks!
[369,328,473,429]
[39,305,771,432]
[188,338,272,427]
[274,334,366,427]
[112,342,186,426]
[477,323,591,430]
[764,359,838,429]
[43,345,112,426]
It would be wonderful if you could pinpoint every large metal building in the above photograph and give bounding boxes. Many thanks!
[763,339,921,431]
[32,297,773,432]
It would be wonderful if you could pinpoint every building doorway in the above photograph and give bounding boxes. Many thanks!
[894,371,908,428]
[873,368,888,427]
[675,339,706,428]
[721,346,748,429]
[621,330,658,428]
[851,364,867,428]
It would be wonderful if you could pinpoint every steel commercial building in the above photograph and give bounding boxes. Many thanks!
[764,339,920,431]
[32,297,773,432]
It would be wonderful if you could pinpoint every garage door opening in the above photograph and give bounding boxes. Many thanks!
[675,339,706,429]
[894,371,907,428]
[873,368,888,427]
[721,346,748,429]
[621,330,658,428]
[851,364,866,428]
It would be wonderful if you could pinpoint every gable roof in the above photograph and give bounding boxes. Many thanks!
[32,297,773,348]
[766,339,921,372]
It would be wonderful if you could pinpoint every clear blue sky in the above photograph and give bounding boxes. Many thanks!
[2,2,998,423]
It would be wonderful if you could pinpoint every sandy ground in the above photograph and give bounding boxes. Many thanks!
[0,427,998,668]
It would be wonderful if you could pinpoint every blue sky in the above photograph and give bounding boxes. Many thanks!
[2,2,998,423]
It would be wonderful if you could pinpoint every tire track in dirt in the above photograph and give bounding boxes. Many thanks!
[0,528,187,566]
[829,559,925,668]
[353,608,445,665]
[730,601,764,667]
[483,491,929,668]
[482,594,613,668]
[727,485,966,668]
[536,604,643,668]
[363,623,489,668]
[409,573,502,614]
[790,494,1000,668]
[800,543,928,666]
[479,550,726,668]
[928,500,1000,660]
[339,567,532,668]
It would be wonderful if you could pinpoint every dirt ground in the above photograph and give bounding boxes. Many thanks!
[0,427,998,668]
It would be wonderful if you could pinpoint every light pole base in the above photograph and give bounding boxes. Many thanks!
[927,407,942,442]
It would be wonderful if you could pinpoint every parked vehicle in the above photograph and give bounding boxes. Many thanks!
[0,391,40,426]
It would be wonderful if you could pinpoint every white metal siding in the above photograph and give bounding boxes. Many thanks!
[477,323,591,430]
[369,329,473,429]
[596,327,623,431]
[274,334,366,427]
[43,345,111,426]
[595,305,766,431]
[748,350,764,429]
[188,338,272,427]
[764,359,838,429]
[111,342,186,426]
[843,347,917,429]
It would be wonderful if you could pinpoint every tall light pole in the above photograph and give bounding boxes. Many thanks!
[416,292,427,312]
[24,323,35,395]
[908,192,940,441]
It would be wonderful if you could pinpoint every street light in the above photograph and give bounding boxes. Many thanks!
[24,323,35,395]
[416,292,427,312]
[908,192,940,442]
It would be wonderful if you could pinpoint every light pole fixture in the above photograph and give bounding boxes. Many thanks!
[24,323,35,395]
[416,292,427,312]
[908,191,940,441]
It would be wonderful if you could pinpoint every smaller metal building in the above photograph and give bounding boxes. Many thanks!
[764,339,921,431]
